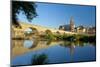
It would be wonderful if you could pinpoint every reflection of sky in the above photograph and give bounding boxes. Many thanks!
[17,2,96,29]
[11,43,96,66]
[24,40,33,48]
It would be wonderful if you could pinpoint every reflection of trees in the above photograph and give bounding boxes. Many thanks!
[60,41,75,51]
[90,42,96,47]
[12,40,24,48]
[59,40,96,62]
[59,41,75,62]
[59,41,87,48]
[31,53,48,65]
[46,40,52,45]
[74,41,84,47]
[60,41,74,47]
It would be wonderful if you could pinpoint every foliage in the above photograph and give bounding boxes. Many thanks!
[45,34,55,40]
[45,33,96,43]
[79,35,96,43]
[44,30,55,40]
[31,54,48,65]
[12,1,37,27]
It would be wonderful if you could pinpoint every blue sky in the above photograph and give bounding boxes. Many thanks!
[17,2,96,29]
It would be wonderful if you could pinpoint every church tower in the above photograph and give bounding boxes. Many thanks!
[70,16,75,32]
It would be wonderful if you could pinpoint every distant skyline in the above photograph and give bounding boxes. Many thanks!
[17,2,96,29]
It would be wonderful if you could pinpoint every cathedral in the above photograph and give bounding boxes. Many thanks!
[59,17,75,32]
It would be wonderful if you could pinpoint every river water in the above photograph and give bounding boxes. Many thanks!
[11,39,96,66]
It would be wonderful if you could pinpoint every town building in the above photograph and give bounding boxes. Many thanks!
[59,24,70,31]
[86,26,96,34]
[75,25,86,33]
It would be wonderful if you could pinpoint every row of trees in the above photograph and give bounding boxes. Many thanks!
[43,32,96,43]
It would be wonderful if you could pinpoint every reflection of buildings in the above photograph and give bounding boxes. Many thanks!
[69,43,75,56]
[69,43,76,62]
[59,16,75,32]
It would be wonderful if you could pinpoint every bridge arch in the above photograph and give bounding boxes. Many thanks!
[24,27,39,36]
[45,29,52,34]
[56,31,60,35]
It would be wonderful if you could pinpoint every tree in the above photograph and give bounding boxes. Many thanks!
[12,1,37,28]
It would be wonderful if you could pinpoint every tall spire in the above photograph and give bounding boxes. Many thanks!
[70,16,74,24]
[70,16,74,32]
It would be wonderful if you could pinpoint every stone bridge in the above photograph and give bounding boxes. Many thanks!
[12,22,77,38]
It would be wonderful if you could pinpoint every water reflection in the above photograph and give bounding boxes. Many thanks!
[24,39,38,49]
[12,39,95,58]
[12,39,61,57]
[11,39,96,66]
[59,41,96,62]
[46,40,52,45]
[60,41,95,48]
[24,40,33,48]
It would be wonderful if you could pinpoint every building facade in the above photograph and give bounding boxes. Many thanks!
[75,26,86,33]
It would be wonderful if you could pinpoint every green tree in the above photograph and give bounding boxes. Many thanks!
[12,1,37,27]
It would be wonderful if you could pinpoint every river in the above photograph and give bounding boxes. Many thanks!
[11,39,96,66]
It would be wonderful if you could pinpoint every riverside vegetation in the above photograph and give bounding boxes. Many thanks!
[41,33,96,43]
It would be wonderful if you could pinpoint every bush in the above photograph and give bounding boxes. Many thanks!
[79,35,96,43]
[31,54,48,65]
[43,33,96,43]
[79,35,89,42]
[45,33,55,40]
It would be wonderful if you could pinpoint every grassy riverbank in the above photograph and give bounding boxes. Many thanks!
[43,33,96,43]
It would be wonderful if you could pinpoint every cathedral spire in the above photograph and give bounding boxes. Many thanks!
[70,16,74,24]
[70,16,75,32]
